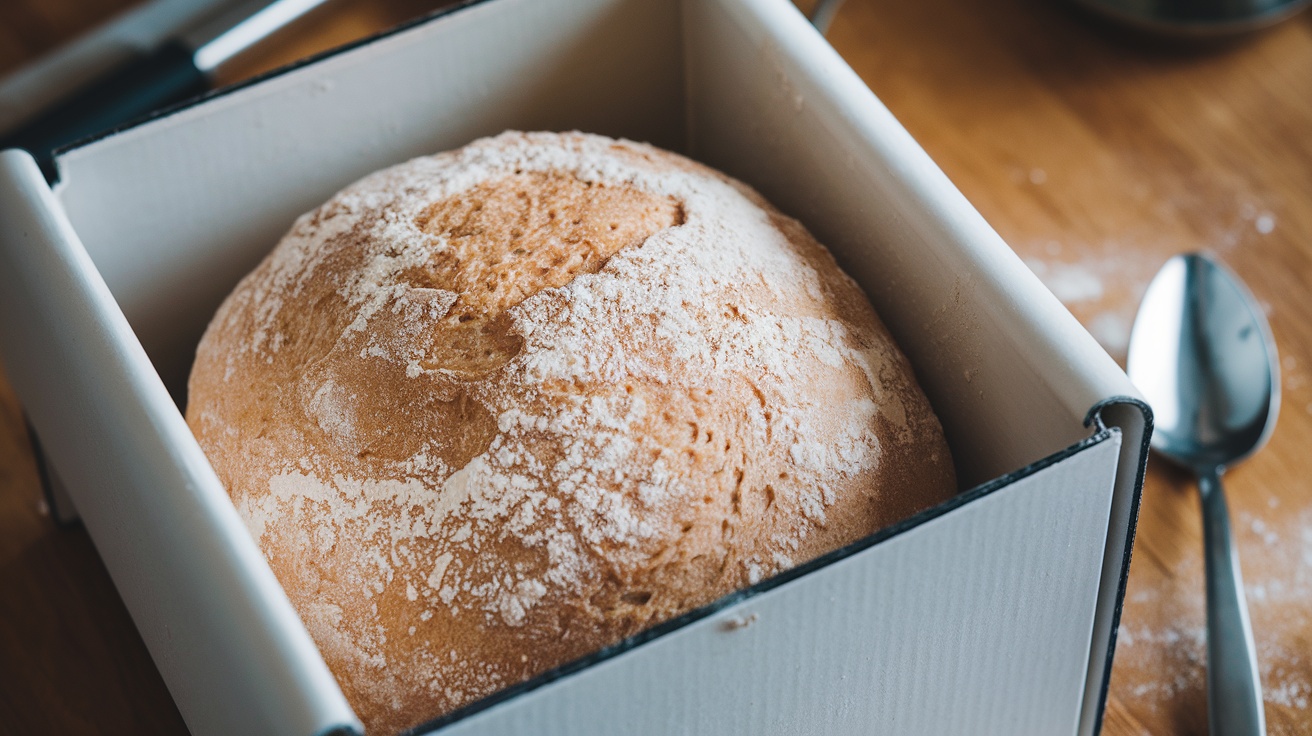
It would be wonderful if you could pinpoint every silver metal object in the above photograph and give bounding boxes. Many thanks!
[1073,0,1311,35]
[187,0,334,73]
[1127,252,1277,736]
[0,0,335,182]
[808,0,846,33]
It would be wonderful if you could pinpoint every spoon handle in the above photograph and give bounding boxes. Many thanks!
[1198,467,1266,735]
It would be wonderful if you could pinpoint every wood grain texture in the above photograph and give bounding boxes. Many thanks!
[1,0,1310,733]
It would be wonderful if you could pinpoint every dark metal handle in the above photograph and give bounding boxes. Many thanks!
[1199,466,1266,735]
[0,41,208,181]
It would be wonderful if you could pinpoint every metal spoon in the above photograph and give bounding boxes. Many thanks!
[1127,252,1278,736]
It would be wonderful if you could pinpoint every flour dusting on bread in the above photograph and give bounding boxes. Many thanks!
[186,131,954,733]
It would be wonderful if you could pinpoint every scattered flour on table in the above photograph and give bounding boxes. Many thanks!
[1024,258,1104,303]
[1116,504,1312,714]
[1018,193,1282,365]
[1087,312,1130,356]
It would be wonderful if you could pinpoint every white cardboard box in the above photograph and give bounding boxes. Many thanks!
[0,0,1151,734]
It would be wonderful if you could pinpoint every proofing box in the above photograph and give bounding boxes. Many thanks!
[0,0,1151,734]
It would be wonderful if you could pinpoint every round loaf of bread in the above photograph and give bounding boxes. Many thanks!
[186,131,955,733]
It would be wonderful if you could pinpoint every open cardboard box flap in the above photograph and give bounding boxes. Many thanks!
[0,0,1149,733]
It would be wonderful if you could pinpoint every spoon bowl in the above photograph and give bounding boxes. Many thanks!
[1128,253,1280,472]
[1127,252,1279,736]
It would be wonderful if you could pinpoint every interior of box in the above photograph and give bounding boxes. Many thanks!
[34,1,1143,733]
[53,0,1106,494]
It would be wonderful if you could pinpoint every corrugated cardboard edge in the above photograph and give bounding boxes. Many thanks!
[1084,397,1153,736]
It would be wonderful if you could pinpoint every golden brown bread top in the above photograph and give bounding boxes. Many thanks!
[186,131,955,734]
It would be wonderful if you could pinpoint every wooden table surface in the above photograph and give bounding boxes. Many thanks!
[2,0,1310,733]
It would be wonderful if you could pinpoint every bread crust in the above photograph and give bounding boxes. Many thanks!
[186,131,955,734]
